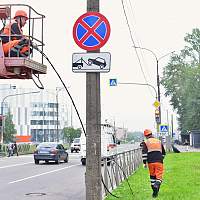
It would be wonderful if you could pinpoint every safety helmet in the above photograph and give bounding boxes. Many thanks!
[14,10,28,20]
[144,129,152,137]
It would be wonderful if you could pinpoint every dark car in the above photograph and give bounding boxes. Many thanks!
[88,57,106,69]
[34,142,68,164]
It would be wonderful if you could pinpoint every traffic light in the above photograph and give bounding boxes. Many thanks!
[155,109,160,124]
[0,115,3,126]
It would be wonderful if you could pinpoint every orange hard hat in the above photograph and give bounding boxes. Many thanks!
[14,10,28,20]
[144,129,152,137]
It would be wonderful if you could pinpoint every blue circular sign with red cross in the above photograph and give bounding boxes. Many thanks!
[73,12,111,51]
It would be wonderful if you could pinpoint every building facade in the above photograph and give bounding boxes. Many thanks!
[0,84,71,143]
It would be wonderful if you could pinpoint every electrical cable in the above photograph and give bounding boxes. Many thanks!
[127,0,154,87]
[33,42,136,200]
[101,175,120,199]
[31,73,44,89]
[121,0,154,98]
[112,158,135,198]
[34,46,86,136]
[101,155,138,199]
[33,45,122,199]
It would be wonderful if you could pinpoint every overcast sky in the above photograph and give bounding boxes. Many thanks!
[0,0,199,133]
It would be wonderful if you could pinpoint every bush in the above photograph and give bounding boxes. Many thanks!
[0,143,37,156]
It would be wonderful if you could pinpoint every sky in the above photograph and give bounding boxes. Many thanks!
[0,0,199,133]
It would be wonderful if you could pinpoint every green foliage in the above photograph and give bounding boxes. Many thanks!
[63,127,81,143]
[127,131,143,142]
[3,110,17,143]
[161,28,200,133]
[1,143,37,156]
[105,152,200,200]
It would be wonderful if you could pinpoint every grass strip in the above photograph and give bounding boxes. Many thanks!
[105,152,200,200]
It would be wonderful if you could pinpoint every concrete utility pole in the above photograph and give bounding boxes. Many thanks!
[85,1,102,200]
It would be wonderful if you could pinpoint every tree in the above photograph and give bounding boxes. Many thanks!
[161,28,200,133]
[127,131,143,142]
[63,127,81,143]
[4,110,17,143]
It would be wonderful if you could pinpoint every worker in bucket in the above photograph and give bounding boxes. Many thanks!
[142,129,166,198]
[0,10,32,57]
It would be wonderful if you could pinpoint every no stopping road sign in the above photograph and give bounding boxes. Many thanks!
[73,12,111,51]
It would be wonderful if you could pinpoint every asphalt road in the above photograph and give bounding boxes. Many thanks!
[0,143,140,200]
[0,153,85,200]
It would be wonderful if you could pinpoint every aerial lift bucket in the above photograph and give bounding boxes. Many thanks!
[0,4,47,89]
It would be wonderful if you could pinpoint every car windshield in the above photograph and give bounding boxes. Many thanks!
[38,143,57,148]
[96,58,104,62]
[73,138,80,143]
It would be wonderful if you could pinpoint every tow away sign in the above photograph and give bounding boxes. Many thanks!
[72,52,111,73]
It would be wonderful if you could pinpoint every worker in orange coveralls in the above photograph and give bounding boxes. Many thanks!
[142,129,166,198]
[0,10,32,57]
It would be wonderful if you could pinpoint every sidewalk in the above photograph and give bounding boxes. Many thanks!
[173,144,200,152]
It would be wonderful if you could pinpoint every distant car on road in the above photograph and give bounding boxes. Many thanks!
[34,142,68,164]
[88,57,106,69]
[71,138,81,153]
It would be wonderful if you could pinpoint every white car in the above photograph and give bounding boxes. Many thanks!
[70,138,81,153]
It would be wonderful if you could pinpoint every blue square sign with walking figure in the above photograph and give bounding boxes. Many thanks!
[109,79,117,86]
[160,125,168,132]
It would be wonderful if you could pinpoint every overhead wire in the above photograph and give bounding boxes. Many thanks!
[128,0,176,114]
[122,0,174,124]
[127,0,154,86]
[119,2,159,196]
[120,0,155,98]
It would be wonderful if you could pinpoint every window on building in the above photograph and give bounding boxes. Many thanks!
[25,107,28,125]
[44,120,49,125]
[48,103,58,108]
[20,125,23,136]
[18,107,20,125]
[31,120,43,125]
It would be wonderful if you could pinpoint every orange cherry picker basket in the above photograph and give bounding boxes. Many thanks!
[0,4,47,89]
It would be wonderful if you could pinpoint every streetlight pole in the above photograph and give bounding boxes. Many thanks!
[0,91,40,144]
[56,91,59,142]
[118,82,158,99]
[133,46,174,131]
[55,87,66,142]
[117,82,159,134]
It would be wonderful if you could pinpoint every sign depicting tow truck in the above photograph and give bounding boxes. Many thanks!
[72,52,111,73]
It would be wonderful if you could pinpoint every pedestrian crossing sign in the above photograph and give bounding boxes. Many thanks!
[109,79,117,86]
[159,124,168,132]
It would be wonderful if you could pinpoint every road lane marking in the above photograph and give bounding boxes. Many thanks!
[0,162,32,169]
[8,164,81,184]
